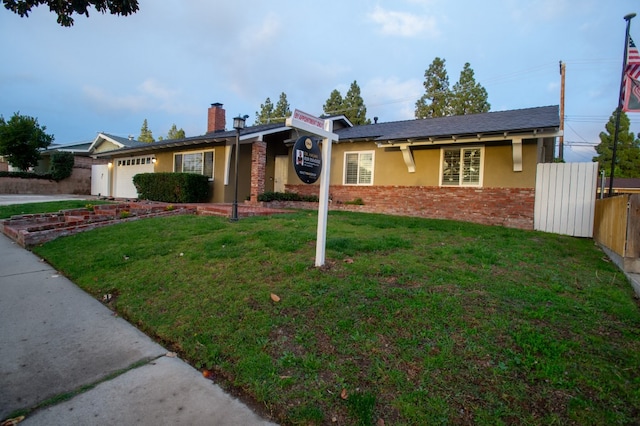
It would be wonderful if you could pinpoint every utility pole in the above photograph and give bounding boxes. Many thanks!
[559,61,566,161]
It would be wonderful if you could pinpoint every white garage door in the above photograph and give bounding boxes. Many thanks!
[114,156,155,199]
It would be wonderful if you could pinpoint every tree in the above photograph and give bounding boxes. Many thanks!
[343,80,370,125]
[593,109,640,178]
[0,112,53,171]
[255,93,290,125]
[272,92,291,124]
[3,0,139,27]
[255,97,274,125]
[450,63,490,115]
[323,89,344,116]
[415,57,451,119]
[138,119,154,143]
[166,124,185,140]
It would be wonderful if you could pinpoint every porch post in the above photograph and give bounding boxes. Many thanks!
[250,139,267,203]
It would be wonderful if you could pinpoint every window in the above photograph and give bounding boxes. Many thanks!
[174,151,214,180]
[441,147,482,186]
[344,151,374,185]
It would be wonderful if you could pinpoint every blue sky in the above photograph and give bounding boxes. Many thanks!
[1,0,639,162]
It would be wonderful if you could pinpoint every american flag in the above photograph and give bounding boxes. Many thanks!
[623,37,640,112]
[627,37,640,79]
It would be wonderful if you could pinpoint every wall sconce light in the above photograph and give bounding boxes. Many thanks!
[108,161,113,168]
[152,158,157,164]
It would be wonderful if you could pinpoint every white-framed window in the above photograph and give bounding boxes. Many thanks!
[343,151,374,185]
[440,147,483,186]
[174,150,214,180]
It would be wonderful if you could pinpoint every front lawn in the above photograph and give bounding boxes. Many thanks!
[32,211,640,425]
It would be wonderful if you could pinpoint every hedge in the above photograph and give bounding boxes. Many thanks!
[258,191,319,202]
[133,172,210,203]
[0,171,53,180]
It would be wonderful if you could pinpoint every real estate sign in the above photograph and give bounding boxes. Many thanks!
[292,136,322,184]
[286,109,339,267]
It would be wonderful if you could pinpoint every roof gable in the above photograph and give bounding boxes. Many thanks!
[89,133,146,153]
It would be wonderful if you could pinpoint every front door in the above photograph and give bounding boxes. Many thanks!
[274,155,288,193]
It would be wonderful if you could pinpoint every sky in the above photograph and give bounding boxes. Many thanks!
[1,0,639,163]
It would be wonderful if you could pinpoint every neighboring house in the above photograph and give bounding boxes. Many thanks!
[90,103,561,229]
[598,178,640,196]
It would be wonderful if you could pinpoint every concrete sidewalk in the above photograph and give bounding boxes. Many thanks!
[0,234,277,425]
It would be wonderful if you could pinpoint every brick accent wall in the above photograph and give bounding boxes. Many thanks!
[250,141,267,203]
[281,184,535,230]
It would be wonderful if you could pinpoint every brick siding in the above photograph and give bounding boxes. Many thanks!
[250,141,267,203]
[275,184,535,230]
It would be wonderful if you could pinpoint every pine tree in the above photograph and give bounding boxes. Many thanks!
[593,109,640,178]
[415,57,451,119]
[450,63,490,115]
[272,92,291,124]
[255,97,275,125]
[166,124,186,140]
[343,81,370,125]
[138,119,154,143]
[323,89,344,116]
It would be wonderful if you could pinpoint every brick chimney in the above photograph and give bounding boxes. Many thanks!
[207,102,226,132]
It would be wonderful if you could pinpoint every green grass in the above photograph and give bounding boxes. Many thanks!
[0,200,112,219]
[30,210,640,425]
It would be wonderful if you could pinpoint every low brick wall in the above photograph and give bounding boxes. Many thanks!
[270,184,535,230]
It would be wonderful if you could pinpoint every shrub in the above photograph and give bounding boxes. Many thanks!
[0,170,53,179]
[49,151,75,181]
[258,191,319,202]
[133,172,210,203]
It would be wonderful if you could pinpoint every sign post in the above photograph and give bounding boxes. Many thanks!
[286,109,338,267]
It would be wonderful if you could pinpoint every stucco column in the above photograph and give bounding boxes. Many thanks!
[250,139,267,203]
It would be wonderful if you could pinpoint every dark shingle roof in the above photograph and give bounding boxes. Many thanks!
[336,105,560,142]
[101,133,148,148]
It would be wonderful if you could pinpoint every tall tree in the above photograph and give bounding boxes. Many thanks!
[323,89,344,116]
[3,0,139,26]
[415,57,451,119]
[138,119,154,143]
[166,124,186,140]
[343,80,370,125]
[272,92,291,124]
[593,109,640,178]
[255,97,274,125]
[0,112,53,171]
[450,63,490,115]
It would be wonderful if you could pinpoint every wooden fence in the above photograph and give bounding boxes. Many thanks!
[594,194,640,273]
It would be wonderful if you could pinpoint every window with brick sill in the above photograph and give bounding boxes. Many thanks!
[344,151,374,185]
[440,147,483,187]
[174,150,214,180]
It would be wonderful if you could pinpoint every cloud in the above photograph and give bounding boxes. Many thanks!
[83,79,196,115]
[363,77,423,121]
[367,5,438,38]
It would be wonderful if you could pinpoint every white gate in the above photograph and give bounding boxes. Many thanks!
[534,162,598,237]
[91,164,109,196]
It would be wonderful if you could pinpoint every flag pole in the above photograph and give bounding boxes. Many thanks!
[609,12,636,196]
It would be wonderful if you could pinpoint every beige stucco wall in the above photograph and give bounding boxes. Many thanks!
[295,140,540,189]
[93,140,121,153]
[150,144,252,203]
